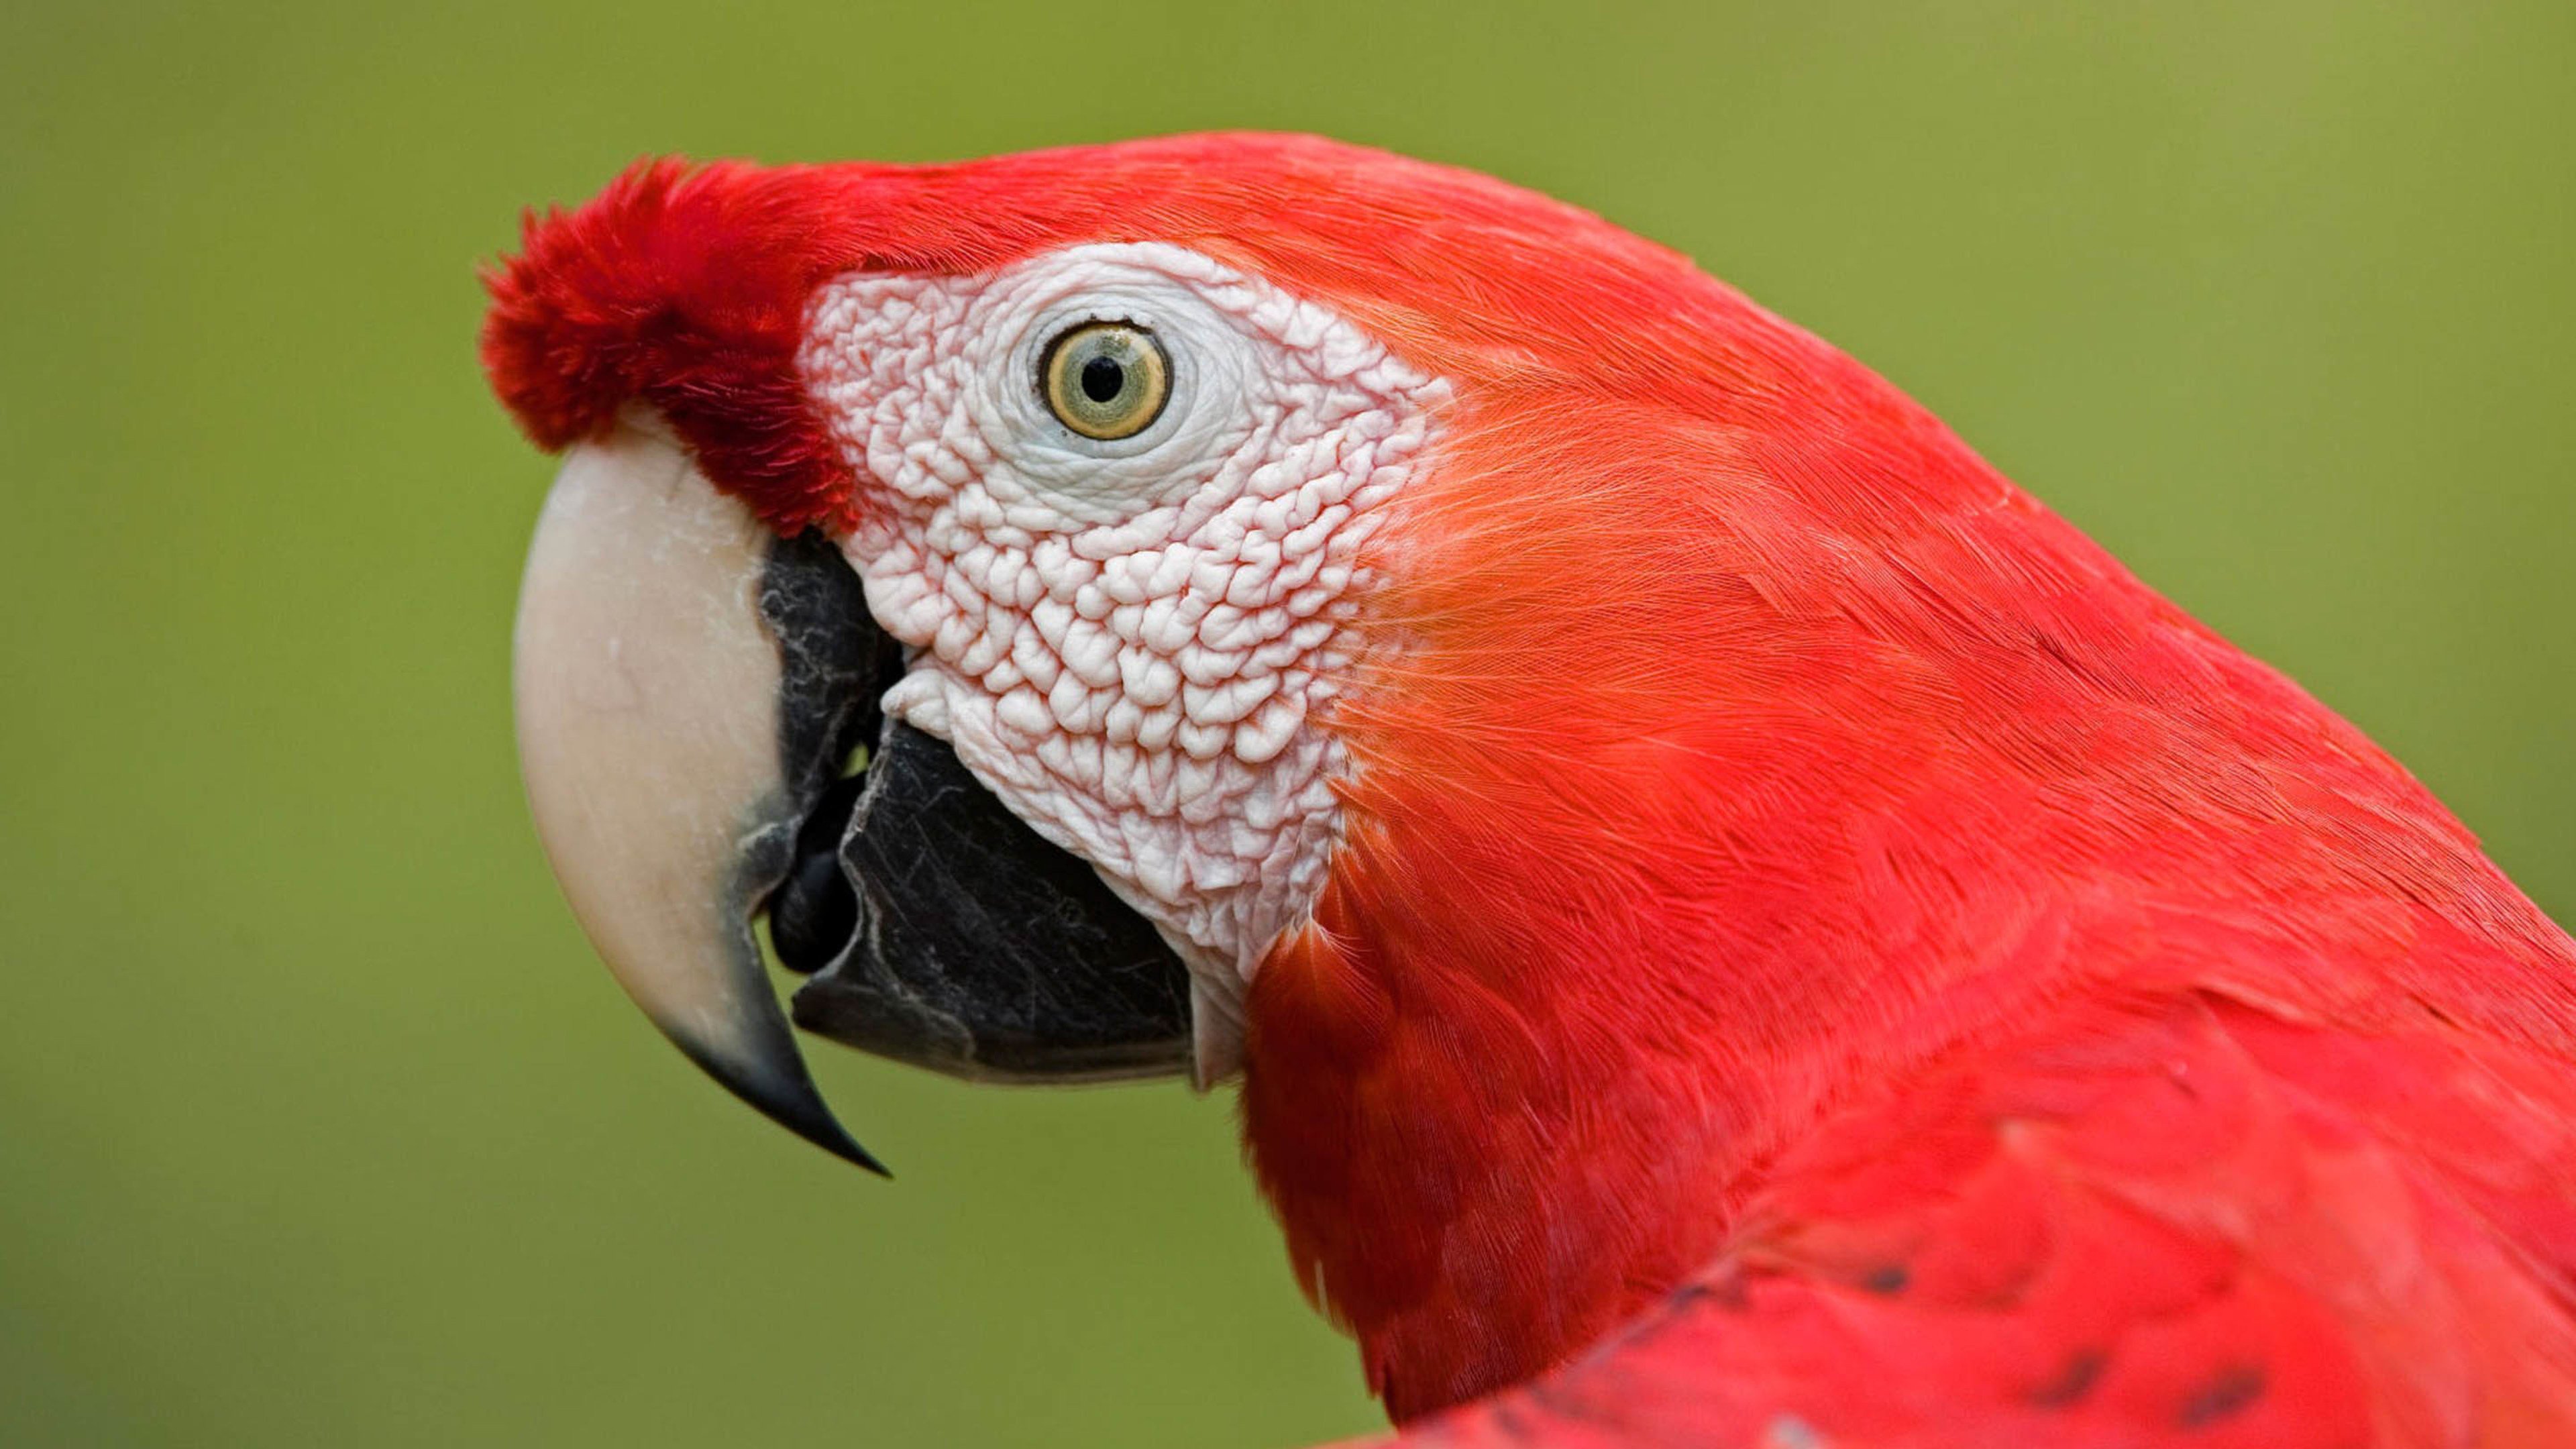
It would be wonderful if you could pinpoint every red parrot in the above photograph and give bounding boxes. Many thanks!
[485,133,2576,1444]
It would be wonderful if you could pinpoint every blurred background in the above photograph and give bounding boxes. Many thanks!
[4,2,2572,1444]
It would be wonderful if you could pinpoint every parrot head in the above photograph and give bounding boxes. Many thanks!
[490,135,1520,1150]
[490,131,1792,1141]
[488,133,2494,1415]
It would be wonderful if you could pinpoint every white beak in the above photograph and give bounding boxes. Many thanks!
[513,421,881,1171]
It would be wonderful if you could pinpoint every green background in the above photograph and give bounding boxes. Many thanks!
[4,3,2571,1445]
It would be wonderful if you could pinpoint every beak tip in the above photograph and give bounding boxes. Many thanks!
[800,1123,894,1179]
[806,1118,894,1179]
[668,1030,893,1178]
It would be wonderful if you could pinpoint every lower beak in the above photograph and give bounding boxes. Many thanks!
[512,422,1192,1172]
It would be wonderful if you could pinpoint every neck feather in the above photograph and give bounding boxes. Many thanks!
[1236,384,2572,1420]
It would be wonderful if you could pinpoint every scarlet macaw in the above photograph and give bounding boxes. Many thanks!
[487,134,2576,1444]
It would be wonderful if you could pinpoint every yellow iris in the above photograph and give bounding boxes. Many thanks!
[1040,321,1171,440]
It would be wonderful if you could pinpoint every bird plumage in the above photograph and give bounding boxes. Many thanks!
[484,132,2576,1441]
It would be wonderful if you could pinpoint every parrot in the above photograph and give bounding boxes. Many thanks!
[484,133,2576,1445]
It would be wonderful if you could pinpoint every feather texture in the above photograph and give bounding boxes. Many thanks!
[481,133,2576,1439]
[1363,991,2576,1446]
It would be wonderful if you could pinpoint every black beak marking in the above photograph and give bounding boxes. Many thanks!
[790,720,1193,1084]
[743,531,1194,1169]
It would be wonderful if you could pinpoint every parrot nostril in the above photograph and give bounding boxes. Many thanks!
[767,772,867,975]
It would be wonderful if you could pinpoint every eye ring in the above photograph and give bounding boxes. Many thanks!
[1039,321,1171,441]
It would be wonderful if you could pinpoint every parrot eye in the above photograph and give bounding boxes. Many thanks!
[1039,321,1170,440]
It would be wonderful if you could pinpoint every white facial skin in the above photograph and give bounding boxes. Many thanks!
[798,243,1449,1078]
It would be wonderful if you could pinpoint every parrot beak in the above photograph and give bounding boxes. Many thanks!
[513,419,1193,1173]
[514,419,887,1171]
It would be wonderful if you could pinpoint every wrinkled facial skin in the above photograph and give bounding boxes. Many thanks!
[798,242,1450,1075]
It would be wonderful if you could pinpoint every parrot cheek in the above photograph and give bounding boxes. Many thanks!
[512,419,1193,1171]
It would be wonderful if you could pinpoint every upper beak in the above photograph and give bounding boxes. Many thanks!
[513,420,1195,1171]
[513,421,886,1171]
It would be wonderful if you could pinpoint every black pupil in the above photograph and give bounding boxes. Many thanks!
[1080,354,1126,405]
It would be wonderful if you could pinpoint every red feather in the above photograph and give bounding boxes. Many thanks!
[482,134,2576,1439]
[1359,993,2576,1445]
